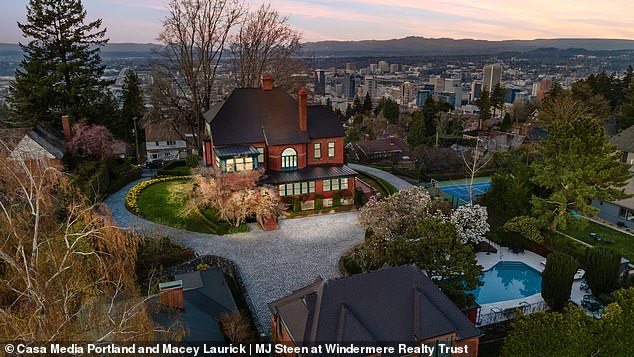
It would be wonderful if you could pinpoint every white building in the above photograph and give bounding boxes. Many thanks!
[144,122,189,162]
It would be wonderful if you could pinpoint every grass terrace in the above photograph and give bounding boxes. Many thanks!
[559,219,634,261]
[131,178,248,235]
[356,171,399,197]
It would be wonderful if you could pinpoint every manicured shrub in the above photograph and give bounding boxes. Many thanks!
[541,252,578,311]
[185,155,199,168]
[293,196,302,212]
[314,194,323,210]
[585,247,621,296]
[333,191,341,207]
[354,188,365,206]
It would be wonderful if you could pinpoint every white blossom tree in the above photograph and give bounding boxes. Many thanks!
[451,203,490,244]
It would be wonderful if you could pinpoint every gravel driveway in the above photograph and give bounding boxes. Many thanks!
[105,179,365,335]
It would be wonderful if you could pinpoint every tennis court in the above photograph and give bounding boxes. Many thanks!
[438,182,491,203]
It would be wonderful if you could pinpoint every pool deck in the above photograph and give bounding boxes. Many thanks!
[476,241,591,325]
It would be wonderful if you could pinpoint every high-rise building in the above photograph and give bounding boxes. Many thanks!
[343,74,356,99]
[470,81,482,102]
[429,77,444,93]
[536,79,553,102]
[345,63,357,73]
[378,61,389,74]
[370,63,378,74]
[437,90,461,109]
[314,69,326,96]
[390,64,399,73]
[482,63,503,92]
[364,76,377,98]
[401,81,416,105]
[416,90,431,108]
[444,78,460,93]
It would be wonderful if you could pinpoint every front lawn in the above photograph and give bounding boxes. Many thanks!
[559,220,634,261]
[136,180,247,235]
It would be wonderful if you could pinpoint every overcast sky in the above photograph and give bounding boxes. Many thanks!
[2,0,634,43]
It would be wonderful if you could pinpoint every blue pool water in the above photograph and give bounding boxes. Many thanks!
[438,182,491,203]
[468,261,542,305]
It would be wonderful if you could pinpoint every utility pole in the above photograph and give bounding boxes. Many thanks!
[133,116,141,165]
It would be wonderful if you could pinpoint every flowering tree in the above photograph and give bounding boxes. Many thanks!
[188,168,282,227]
[67,120,123,160]
[358,186,440,240]
[451,203,490,244]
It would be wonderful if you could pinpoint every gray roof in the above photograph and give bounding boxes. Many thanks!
[263,165,357,185]
[268,265,480,347]
[613,174,634,210]
[611,125,634,153]
[214,145,260,159]
[28,124,66,159]
[151,268,238,344]
[204,88,344,146]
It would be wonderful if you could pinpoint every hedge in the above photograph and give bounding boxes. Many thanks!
[125,176,190,214]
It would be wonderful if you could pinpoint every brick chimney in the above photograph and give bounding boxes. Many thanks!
[298,89,307,132]
[261,75,274,91]
[158,280,183,310]
[61,115,72,142]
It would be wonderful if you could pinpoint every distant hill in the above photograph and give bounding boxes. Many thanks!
[302,37,634,56]
[0,43,160,56]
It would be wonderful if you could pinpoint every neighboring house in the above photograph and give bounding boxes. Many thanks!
[202,75,357,206]
[347,136,415,169]
[151,268,239,344]
[592,125,634,228]
[144,122,189,162]
[612,124,634,165]
[8,121,68,168]
[269,265,481,357]
[0,127,30,156]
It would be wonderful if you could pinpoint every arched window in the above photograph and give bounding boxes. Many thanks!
[281,148,298,171]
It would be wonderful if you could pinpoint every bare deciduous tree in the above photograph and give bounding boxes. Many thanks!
[151,0,245,152]
[462,139,493,203]
[230,3,303,89]
[0,157,180,342]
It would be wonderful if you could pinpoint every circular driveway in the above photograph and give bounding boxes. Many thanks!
[105,179,365,334]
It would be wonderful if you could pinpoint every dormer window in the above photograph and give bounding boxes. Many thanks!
[281,148,298,171]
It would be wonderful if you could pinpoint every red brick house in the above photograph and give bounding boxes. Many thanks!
[268,265,481,357]
[202,76,357,206]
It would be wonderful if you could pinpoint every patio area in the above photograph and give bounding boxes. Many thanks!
[475,241,593,326]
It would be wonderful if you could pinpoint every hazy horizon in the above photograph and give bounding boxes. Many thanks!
[2,0,634,43]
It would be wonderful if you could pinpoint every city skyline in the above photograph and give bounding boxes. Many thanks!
[2,0,634,44]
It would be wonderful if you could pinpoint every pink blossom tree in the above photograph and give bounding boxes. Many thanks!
[66,121,122,160]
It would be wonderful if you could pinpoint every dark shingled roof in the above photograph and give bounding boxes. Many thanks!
[263,165,357,185]
[612,125,634,153]
[269,265,480,347]
[28,123,66,159]
[151,268,238,344]
[214,145,260,159]
[204,88,344,146]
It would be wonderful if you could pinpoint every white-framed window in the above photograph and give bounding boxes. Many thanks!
[322,178,349,192]
[155,141,159,146]
[314,142,321,159]
[281,148,298,171]
[619,207,634,221]
[328,141,335,158]
[167,140,176,146]
[151,153,159,159]
[278,181,316,196]
[257,147,265,164]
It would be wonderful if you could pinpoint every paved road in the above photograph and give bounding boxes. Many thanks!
[105,178,364,335]
[348,163,413,190]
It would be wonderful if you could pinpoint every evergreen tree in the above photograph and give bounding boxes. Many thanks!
[422,96,439,137]
[585,247,621,296]
[541,252,578,311]
[478,89,492,121]
[618,75,634,130]
[501,112,512,132]
[352,95,362,115]
[490,83,506,117]
[362,92,373,114]
[407,110,427,147]
[325,97,332,111]
[9,0,112,127]
[116,70,145,142]
[381,98,400,123]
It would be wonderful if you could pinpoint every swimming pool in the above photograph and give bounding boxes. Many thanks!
[468,261,542,305]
